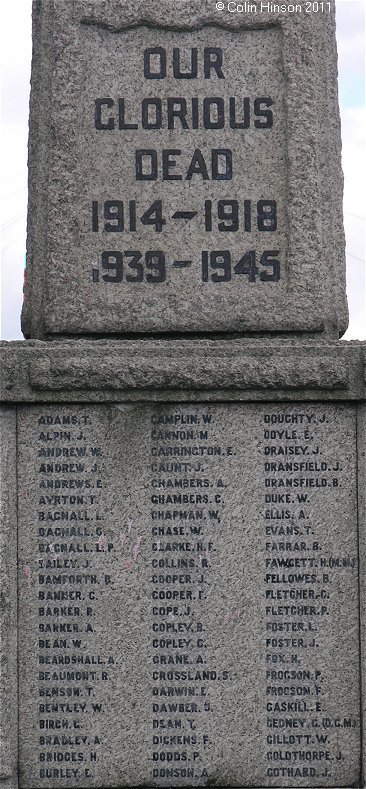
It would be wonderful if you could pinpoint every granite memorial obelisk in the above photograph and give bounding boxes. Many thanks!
[0,2,365,788]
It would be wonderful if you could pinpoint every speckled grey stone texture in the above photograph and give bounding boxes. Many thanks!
[17,403,361,787]
[358,404,366,787]
[22,0,347,339]
[0,410,18,789]
[1,340,366,403]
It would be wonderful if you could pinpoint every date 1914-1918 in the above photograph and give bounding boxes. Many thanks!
[91,199,277,234]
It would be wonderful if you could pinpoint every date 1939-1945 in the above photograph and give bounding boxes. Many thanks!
[91,249,280,284]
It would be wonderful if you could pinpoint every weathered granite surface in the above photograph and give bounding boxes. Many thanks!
[358,404,366,787]
[22,0,347,339]
[1,2,364,789]
[17,403,361,787]
[0,410,18,789]
[1,340,366,403]
[0,343,365,788]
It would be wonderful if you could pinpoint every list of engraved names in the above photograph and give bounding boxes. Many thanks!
[18,404,361,787]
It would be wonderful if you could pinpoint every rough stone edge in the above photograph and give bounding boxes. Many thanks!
[329,4,348,336]
[27,354,350,391]
[21,0,54,339]
[0,340,365,403]
[0,409,18,789]
[357,404,366,787]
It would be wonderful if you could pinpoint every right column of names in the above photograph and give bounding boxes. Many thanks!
[262,405,360,785]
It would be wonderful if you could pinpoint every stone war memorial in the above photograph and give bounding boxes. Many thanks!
[1,0,366,787]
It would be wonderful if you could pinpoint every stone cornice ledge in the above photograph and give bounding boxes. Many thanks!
[1,340,365,402]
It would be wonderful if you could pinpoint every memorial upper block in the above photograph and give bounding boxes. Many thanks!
[22,0,347,338]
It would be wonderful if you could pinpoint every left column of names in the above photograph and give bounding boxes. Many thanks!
[19,407,116,786]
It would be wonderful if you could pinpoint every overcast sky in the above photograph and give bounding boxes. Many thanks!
[1,0,365,340]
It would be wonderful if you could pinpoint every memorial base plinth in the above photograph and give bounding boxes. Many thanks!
[1,340,365,789]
